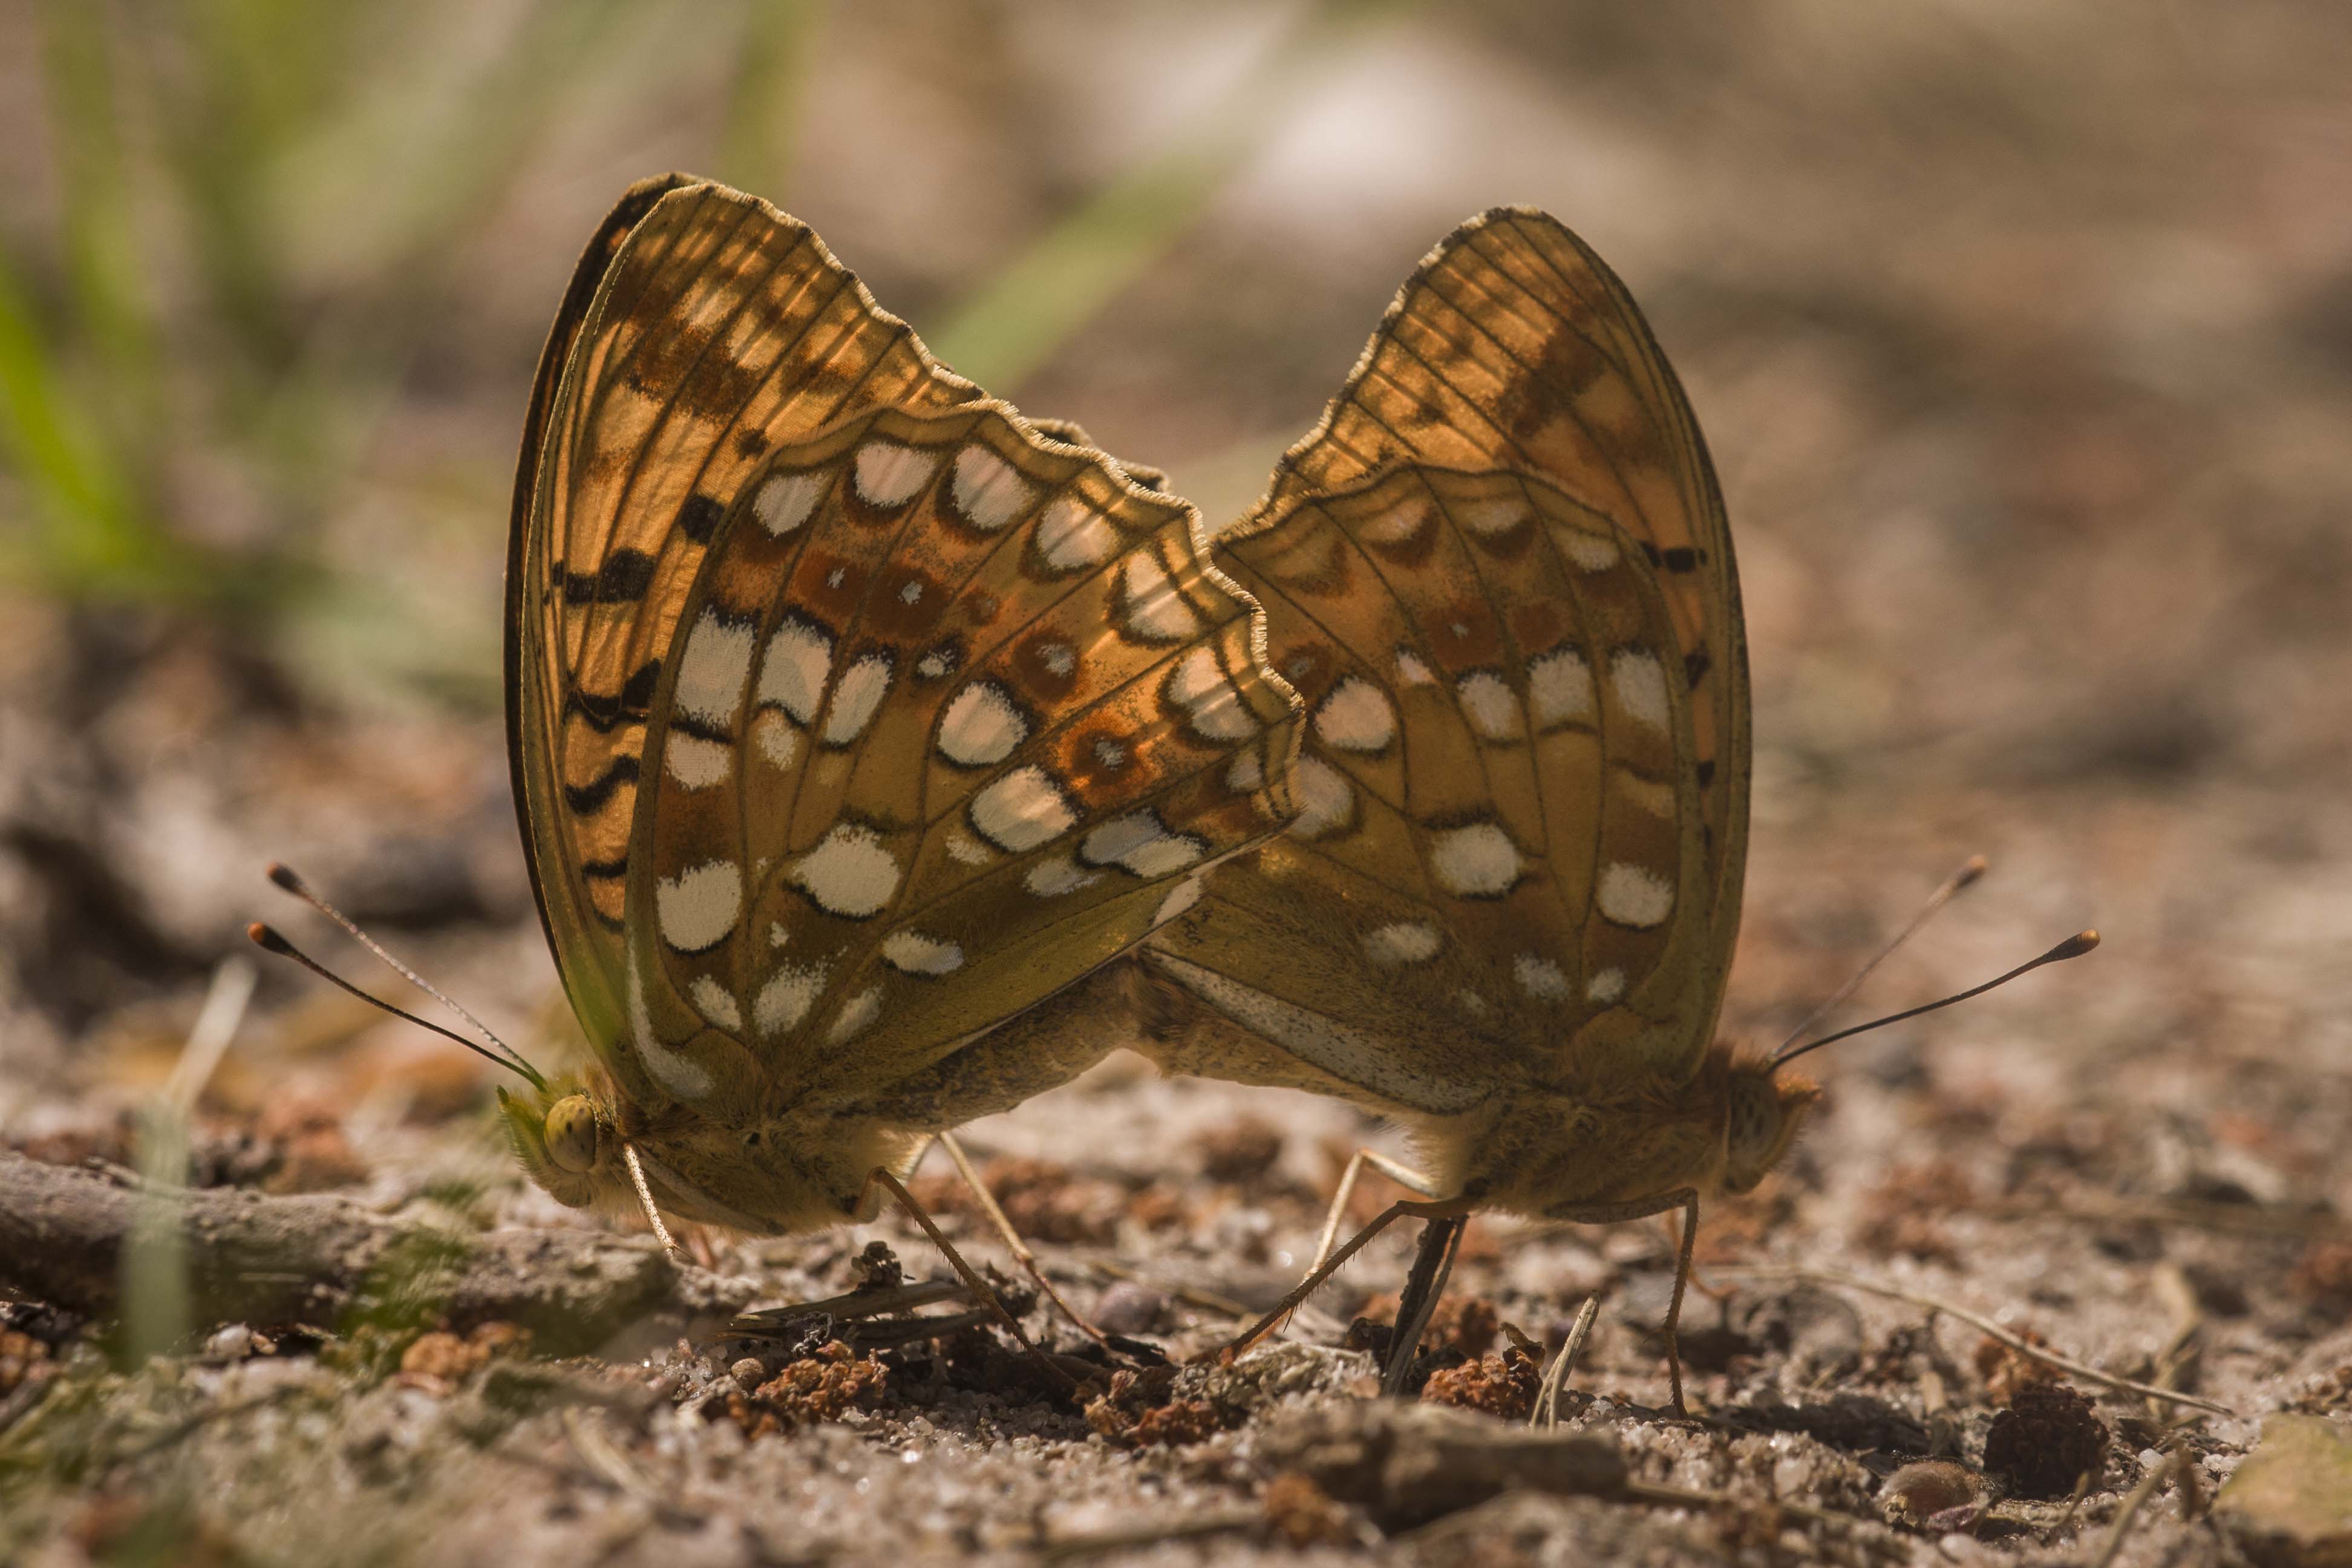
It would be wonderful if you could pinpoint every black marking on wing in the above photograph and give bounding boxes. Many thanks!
[566,659,664,731]
[679,493,725,544]
[561,548,660,605]
[563,754,639,813]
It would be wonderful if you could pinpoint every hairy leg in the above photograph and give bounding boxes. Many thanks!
[1550,1189,1701,1416]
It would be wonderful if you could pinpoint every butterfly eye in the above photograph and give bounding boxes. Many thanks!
[545,1094,602,1174]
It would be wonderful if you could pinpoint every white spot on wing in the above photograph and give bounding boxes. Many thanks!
[1035,497,1114,571]
[881,932,963,975]
[1597,862,1674,928]
[751,711,799,769]
[1530,648,1595,730]
[754,470,826,536]
[754,961,826,1036]
[1586,967,1625,1003]
[674,610,754,728]
[1167,646,1255,741]
[1395,648,1436,686]
[1562,530,1618,572]
[938,682,1026,766]
[791,823,903,918]
[657,860,742,953]
[1082,811,1205,878]
[1313,676,1394,753]
[665,734,731,789]
[1515,955,1572,1001]
[1455,671,1522,741]
[1428,824,1523,898]
[952,445,1033,531]
[1459,497,1529,535]
[759,620,833,725]
[688,975,742,1031]
[970,765,1076,853]
[1121,551,1198,642]
[828,985,883,1044]
[1154,877,1204,926]
[853,441,939,507]
[1289,756,1354,839]
[944,829,992,866]
[1025,854,1101,897]
[1615,769,1676,817]
[1362,921,1442,965]
[1356,499,1429,544]
[1225,751,1264,793]
[1610,650,1671,734]
[820,654,892,745]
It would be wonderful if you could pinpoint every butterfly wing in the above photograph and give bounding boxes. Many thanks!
[511,178,1299,1121]
[1146,207,1748,1106]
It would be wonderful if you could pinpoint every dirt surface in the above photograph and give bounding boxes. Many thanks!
[5,4,2351,1565]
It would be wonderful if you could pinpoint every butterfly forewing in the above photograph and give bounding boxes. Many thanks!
[512,177,1298,1123]
[1152,207,1747,1100]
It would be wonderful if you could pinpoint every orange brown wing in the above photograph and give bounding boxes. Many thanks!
[1147,207,1748,1105]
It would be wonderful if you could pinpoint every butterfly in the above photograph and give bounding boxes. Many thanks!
[1114,206,1802,1411]
[495,174,1302,1258]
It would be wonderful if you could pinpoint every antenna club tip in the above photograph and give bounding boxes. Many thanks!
[266,863,305,893]
[1957,854,1990,884]
[248,922,293,954]
[2067,929,2100,956]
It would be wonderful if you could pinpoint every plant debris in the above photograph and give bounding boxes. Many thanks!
[1982,1382,2109,1498]
[1420,1343,1541,1421]
[719,1342,892,1437]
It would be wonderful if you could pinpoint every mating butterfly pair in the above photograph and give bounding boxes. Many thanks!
[498,175,1798,1400]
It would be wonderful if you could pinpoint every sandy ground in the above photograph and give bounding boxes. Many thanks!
[5,4,2351,1564]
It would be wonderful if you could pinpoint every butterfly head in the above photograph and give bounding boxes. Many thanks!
[498,1079,618,1209]
[1719,1053,1822,1195]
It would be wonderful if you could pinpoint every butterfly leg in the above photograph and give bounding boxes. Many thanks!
[1380,1211,1467,1395]
[1550,1187,1702,1417]
[1314,1148,1443,1273]
[855,1165,1079,1394]
[933,1130,1116,1349]
[1216,1194,1475,1364]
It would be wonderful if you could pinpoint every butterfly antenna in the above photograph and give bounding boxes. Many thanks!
[256,863,547,1091]
[247,924,548,1091]
[1771,929,2100,1070]
[1772,854,1990,1057]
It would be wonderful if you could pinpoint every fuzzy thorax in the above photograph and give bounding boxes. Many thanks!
[1422,1039,1821,1218]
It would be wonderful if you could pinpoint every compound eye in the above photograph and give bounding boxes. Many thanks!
[544,1094,601,1174]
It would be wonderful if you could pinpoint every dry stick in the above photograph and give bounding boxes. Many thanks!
[1530,1297,1600,1430]
[1717,1266,2235,1416]
[2091,1449,2184,1568]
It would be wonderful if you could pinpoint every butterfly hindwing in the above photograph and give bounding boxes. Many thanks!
[627,405,1298,1113]
[1149,207,1748,1103]
[512,178,1298,1121]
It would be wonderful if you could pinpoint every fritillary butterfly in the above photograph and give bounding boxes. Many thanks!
[1126,208,1805,1408]
[498,175,1300,1238]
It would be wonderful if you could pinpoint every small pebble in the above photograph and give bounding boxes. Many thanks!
[206,1325,254,1360]
[1093,1281,1168,1336]
[731,1357,768,1387]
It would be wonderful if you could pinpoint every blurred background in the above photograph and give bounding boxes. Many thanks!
[2,0,2349,1324]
